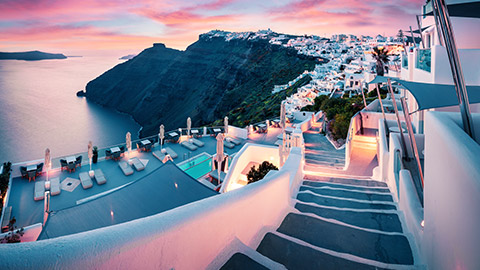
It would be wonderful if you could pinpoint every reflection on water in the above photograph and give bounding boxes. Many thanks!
[0,56,140,163]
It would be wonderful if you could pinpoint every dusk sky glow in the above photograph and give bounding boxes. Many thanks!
[0,0,424,56]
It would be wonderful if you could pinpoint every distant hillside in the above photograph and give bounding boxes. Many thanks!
[86,34,321,136]
[0,51,67,61]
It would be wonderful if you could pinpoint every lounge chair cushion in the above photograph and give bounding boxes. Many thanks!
[119,161,134,176]
[131,157,145,171]
[34,181,45,201]
[164,147,178,159]
[224,141,235,149]
[94,169,107,185]
[226,137,241,145]
[190,138,204,147]
[181,141,197,151]
[79,172,93,189]
[50,177,61,196]
[153,150,166,161]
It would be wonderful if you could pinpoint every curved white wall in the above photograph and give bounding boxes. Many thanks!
[423,111,480,270]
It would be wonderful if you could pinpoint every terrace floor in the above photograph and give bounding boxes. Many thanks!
[6,127,284,229]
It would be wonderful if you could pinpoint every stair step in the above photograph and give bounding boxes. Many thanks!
[299,186,393,202]
[302,180,390,193]
[304,176,388,188]
[295,202,403,233]
[257,232,383,270]
[220,253,270,270]
[297,192,397,210]
[276,213,414,265]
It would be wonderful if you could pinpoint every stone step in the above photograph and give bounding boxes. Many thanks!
[295,202,403,233]
[297,192,397,210]
[257,232,384,270]
[220,253,269,270]
[276,213,414,265]
[304,159,345,168]
[299,185,394,202]
[303,176,388,188]
[302,180,390,193]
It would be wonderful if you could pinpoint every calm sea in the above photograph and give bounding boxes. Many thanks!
[0,56,140,164]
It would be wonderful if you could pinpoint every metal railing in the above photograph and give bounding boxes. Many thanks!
[416,48,431,72]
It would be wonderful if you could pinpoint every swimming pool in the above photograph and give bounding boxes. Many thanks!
[177,152,213,179]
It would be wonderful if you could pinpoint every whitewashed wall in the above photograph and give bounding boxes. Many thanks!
[220,144,280,193]
[423,111,480,270]
[227,125,248,139]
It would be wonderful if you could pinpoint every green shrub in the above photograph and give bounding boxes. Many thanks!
[247,161,278,184]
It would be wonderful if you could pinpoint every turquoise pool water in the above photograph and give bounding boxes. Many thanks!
[178,153,212,179]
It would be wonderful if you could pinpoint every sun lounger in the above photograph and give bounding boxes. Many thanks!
[181,141,197,151]
[79,172,93,189]
[226,137,241,145]
[94,169,107,185]
[131,157,145,171]
[190,138,204,147]
[164,147,178,159]
[50,177,61,196]
[153,149,166,160]
[34,181,45,201]
[119,161,134,176]
[224,140,235,149]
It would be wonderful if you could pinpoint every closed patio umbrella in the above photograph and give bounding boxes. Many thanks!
[45,148,51,181]
[216,133,225,185]
[159,124,165,149]
[280,101,286,132]
[187,117,192,137]
[126,132,131,157]
[88,141,93,171]
[224,116,228,135]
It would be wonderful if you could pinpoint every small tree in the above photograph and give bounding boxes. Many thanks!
[247,161,278,184]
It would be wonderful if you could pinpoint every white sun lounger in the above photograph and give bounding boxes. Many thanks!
[79,172,93,189]
[131,157,145,171]
[94,169,107,185]
[34,181,45,201]
[226,137,241,145]
[119,161,134,176]
[164,147,178,159]
[50,177,61,196]
[224,140,235,149]
[181,141,197,151]
[153,150,166,160]
[190,138,204,147]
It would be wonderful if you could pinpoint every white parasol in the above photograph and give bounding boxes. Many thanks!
[215,133,225,185]
[159,124,165,149]
[187,117,192,137]
[45,148,51,181]
[88,141,93,171]
[224,116,228,134]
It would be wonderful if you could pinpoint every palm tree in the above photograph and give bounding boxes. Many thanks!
[372,46,390,76]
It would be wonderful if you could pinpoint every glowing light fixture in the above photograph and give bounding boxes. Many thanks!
[175,183,178,188]
[421,220,425,228]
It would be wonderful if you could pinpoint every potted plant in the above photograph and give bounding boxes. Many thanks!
[92,146,98,163]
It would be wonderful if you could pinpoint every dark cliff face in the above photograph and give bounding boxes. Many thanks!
[86,37,318,136]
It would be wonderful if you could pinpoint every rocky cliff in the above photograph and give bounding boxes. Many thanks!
[85,34,319,136]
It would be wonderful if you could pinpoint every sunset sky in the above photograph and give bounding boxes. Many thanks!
[0,0,424,56]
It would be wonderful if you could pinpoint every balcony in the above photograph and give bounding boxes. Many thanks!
[416,48,431,72]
